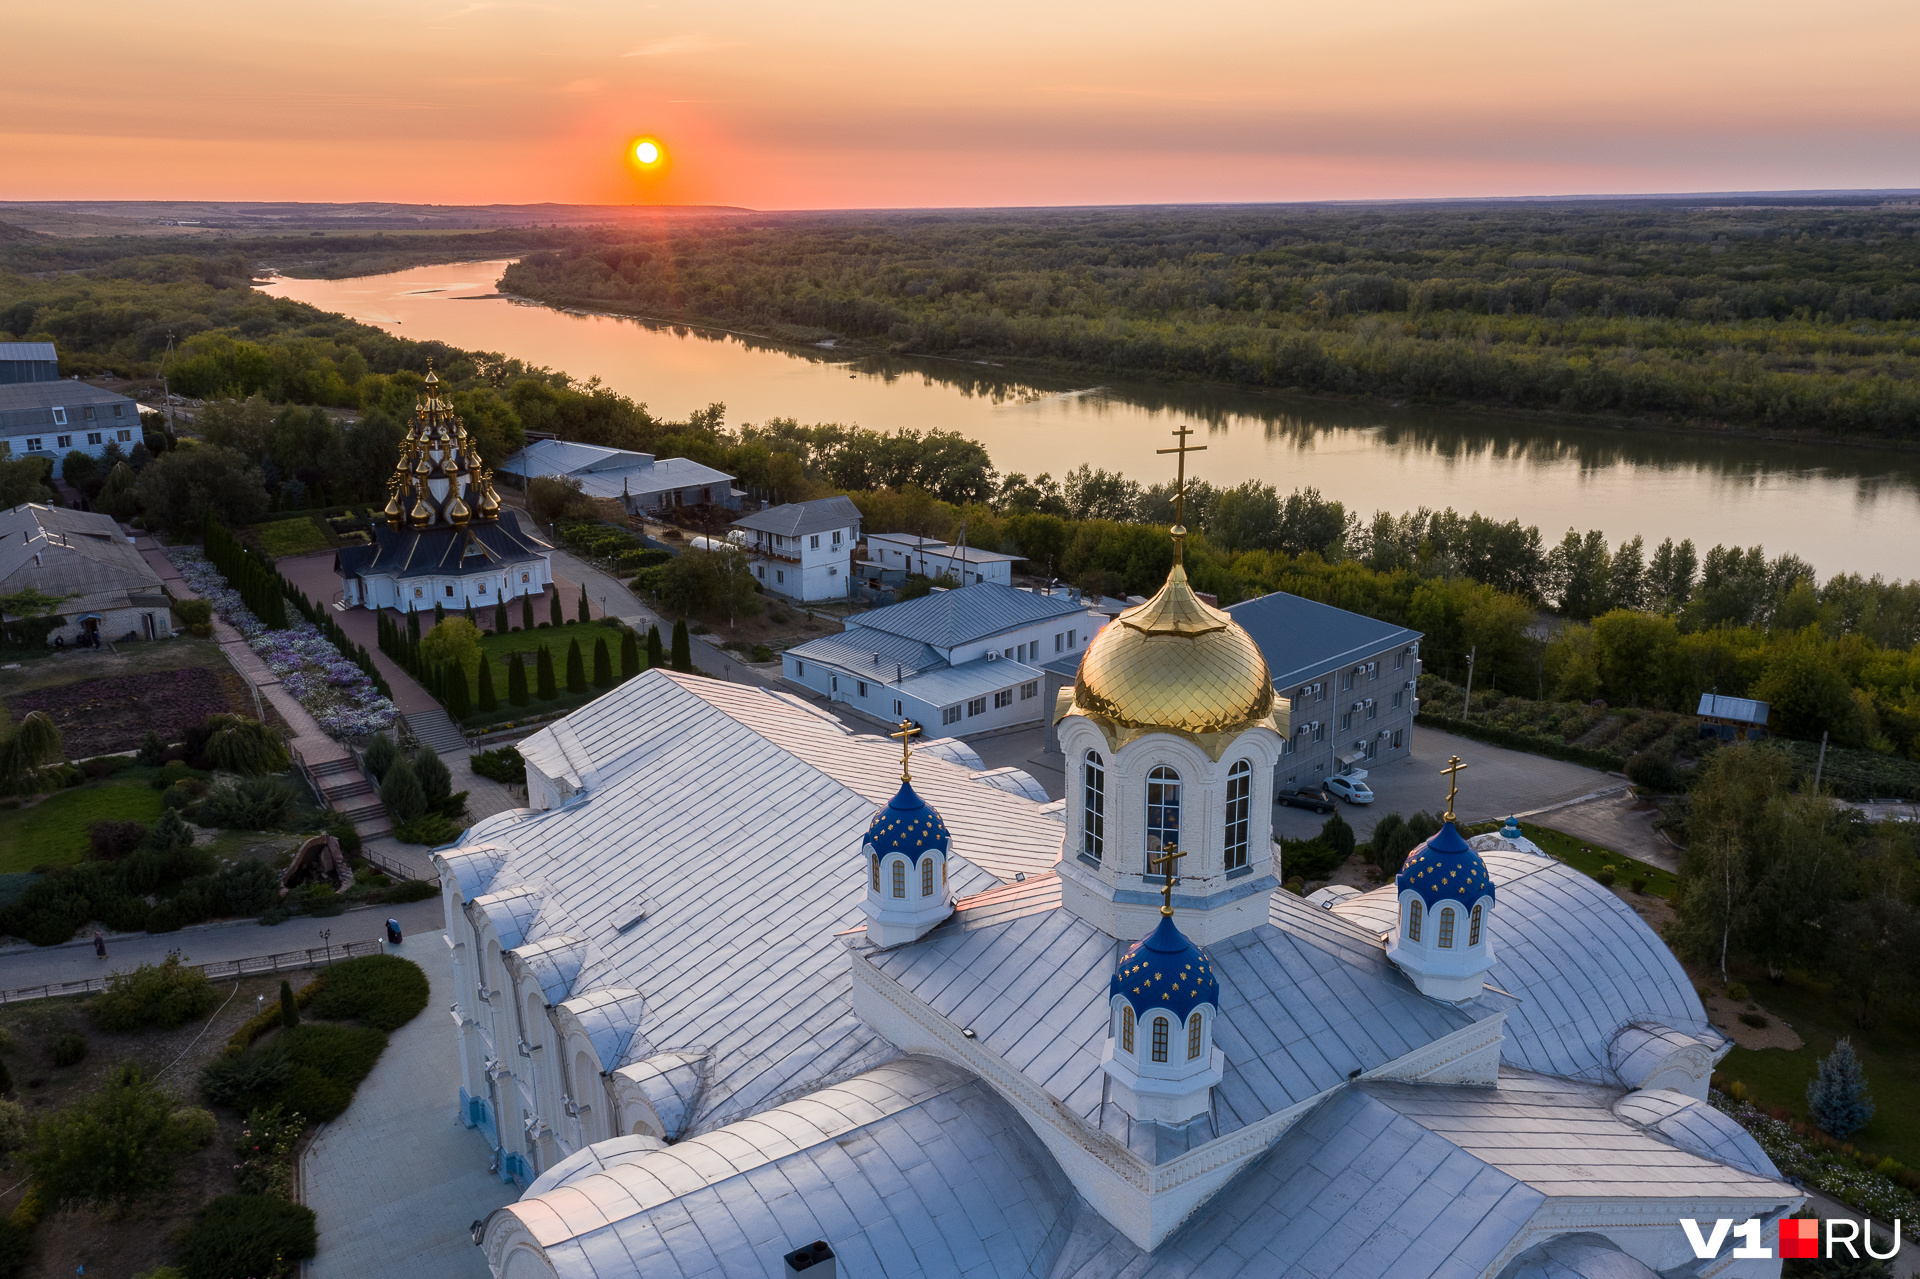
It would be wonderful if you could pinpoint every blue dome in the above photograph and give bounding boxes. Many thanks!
[1111,915,1219,1023]
[1396,820,1496,910]
[865,779,950,865]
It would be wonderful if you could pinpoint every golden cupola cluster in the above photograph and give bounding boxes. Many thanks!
[383,367,503,530]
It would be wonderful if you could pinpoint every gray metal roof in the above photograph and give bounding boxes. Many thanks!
[1697,693,1767,724]
[732,495,863,538]
[575,454,734,501]
[1610,1088,1779,1182]
[786,627,944,681]
[866,534,1022,566]
[0,503,161,607]
[1227,590,1423,690]
[0,380,136,413]
[0,343,57,364]
[848,582,1089,650]
[897,654,1042,706]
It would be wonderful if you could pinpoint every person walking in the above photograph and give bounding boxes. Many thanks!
[93,931,106,959]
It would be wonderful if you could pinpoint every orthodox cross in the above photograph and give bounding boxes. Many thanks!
[1150,845,1186,916]
[1440,754,1468,822]
[889,719,921,783]
[1155,426,1207,559]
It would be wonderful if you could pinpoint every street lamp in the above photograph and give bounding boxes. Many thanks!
[320,928,332,966]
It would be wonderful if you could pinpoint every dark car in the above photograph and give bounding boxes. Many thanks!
[1275,786,1335,814]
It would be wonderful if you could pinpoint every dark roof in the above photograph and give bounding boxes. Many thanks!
[0,381,135,411]
[335,509,550,582]
[1226,590,1422,689]
[849,582,1087,649]
[731,495,862,538]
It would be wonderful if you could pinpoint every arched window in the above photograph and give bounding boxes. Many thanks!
[1082,751,1106,862]
[891,860,905,899]
[1406,898,1422,942]
[1121,1005,1135,1053]
[1151,1016,1169,1062]
[1224,760,1252,871]
[1469,903,1483,947]
[1187,1012,1203,1060]
[1146,766,1181,861]
[921,857,935,897]
[1438,906,1456,949]
[871,855,880,892]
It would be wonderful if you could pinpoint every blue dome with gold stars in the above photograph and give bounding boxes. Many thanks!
[1396,820,1496,910]
[865,779,950,865]
[1110,915,1219,1022]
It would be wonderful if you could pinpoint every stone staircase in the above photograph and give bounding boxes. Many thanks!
[308,753,390,838]
[402,706,470,758]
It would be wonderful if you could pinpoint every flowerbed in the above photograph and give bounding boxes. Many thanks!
[167,547,395,740]
[1712,1089,1920,1223]
[5,666,244,757]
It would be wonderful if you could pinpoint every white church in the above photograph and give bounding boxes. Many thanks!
[435,477,1799,1279]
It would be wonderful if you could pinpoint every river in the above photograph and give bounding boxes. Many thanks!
[259,259,1920,582]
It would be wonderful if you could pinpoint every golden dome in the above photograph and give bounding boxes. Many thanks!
[1066,563,1280,759]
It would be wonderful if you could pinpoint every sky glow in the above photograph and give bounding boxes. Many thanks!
[4,0,1917,207]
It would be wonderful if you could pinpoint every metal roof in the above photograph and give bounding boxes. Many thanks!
[1227,589,1423,690]
[0,503,161,606]
[866,534,1022,566]
[334,509,550,582]
[785,626,943,680]
[0,381,136,413]
[0,343,57,364]
[848,582,1089,650]
[501,438,632,476]
[894,654,1041,706]
[1697,693,1768,724]
[731,494,863,538]
[573,454,734,501]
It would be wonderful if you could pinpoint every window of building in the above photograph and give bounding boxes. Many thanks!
[116,429,132,442]
[1313,722,1326,743]
[1392,691,1403,710]
[943,705,961,725]
[795,660,806,676]
[113,404,124,417]
[1340,712,1352,732]
[974,573,983,584]
[56,434,73,449]
[921,858,935,897]
[857,680,868,697]
[893,698,903,716]
[1020,680,1037,699]
[1151,1016,1169,1062]
[776,570,785,584]
[1395,649,1406,670]
[1083,751,1105,862]
[1341,671,1354,691]
[446,584,455,597]
[1145,766,1181,858]
[1406,898,1422,942]
[1365,700,1376,720]
[1469,903,1483,946]
[831,676,839,692]
[832,530,841,546]
[1121,1005,1134,1053]
[993,689,1012,709]
[1315,682,1325,702]
[1004,648,1014,660]
[1365,739,1378,761]
[966,696,986,717]
[1187,1012,1203,1060]
[810,534,820,549]
[1366,662,1378,680]
[84,406,96,420]
[1224,760,1251,872]
[871,856,879,891]
[86,432,100,445]
[1438,906,1456,948]
[891,860,906,898]
[1068,629,1077,646]
[50,408,66,425]
[1392,729,1404,749]
[756,565,764,578]
[1055,632,1064,652]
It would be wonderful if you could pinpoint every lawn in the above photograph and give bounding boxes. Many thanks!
[1469,819,1680,900]
[251,515,333,558]
[0,776,166,873]
[449,619,645,726]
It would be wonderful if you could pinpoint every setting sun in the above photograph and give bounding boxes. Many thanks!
[632,138,663,167]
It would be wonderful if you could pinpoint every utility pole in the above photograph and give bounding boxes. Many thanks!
[1812,730,1829,794]
[1461,647,1476,720]
[160,331,177,438]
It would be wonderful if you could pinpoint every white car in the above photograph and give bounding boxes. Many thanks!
[1326,775,1375,805]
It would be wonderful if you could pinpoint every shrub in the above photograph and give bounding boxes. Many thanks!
[88,819,151,860]
[1594,865,1617,887]
[413,746,453,811]
[200,777,296,830]
[306,955,430,1031]
[175,1194,318,1279]
[1726,982,1750,1000]
[379,758,425,823]
[173,599,213,626]
[392,812,461,846]
[1625,750,1681,793]
[23,1064,201,1210]
[92,954,220,1031]
[1628,875,1649,894]
[1280,837,1344,882]
[199,1051,292,1109]
[279,979,298,1029]
[750,643,773,662]
[0,1098,25,1151]
[1319,812,1355,862]
[382,878,439,904]
[172,1105,218,1147]
[274,1023,387,1120]
[1808,1038,1875,1138]
[219,858,280,916]
[201,715,290,776]
[1740,1012,1770,1028]
[50,1033,87,1068]
[142,806,197,856]
[361,731,398,783]
[470,746,526,786]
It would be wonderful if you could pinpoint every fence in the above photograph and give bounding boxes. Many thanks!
[0,938,385,1007]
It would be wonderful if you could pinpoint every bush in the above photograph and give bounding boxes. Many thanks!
[1279,837,1345,882]
[413,746,453,811]
[361,732,398,783]
[219,858,280,916]
[172,1105,218,1147]
[381,878,439,904]
[173,599,213,626]
[49,1033,87,1068]
[469,746,526,786]
[201,715,290,776]
[175,1194,318,1279]
[1808,1038,1875,1138]
[1626,750,1681,793]
[92,954,220,1032]
[1628,875,1649,894]
[275,1023,388,1120]
[0,1098,25,1151]
[379,759,424,823]
[1319,812,1355,862]
[88,819,150,860]
[392,811,461,846]
[1726,982,1750,1000]
[0,1218,28,1279]
[1594,865,1618,887]
[199,1051,293,1109]
[22,1065,202,1210]
[1740,1012,1770,1028]
[200,777,296,830]
[305,955,429,1031]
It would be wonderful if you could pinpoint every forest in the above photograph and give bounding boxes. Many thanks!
[496,201,1920,442]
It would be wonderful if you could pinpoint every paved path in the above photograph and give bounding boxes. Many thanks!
[1527,790,1680,872]
[303,923,513,1279]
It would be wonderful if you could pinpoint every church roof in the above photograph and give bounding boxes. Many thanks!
[335,508,549,582]
[1111,913,1218,1023]
[866,779,951,864]
[1396,820,1496,908]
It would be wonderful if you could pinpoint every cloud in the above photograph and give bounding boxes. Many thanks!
[622,33,728,58]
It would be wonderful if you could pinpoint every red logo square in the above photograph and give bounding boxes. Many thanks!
[1780,1218,1820,1259]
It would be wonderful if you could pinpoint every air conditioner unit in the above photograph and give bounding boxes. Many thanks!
[1404,680,1417,690]
[985,651,999,661]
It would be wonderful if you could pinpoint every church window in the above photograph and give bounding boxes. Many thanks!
[1224,761,1251,871]
[1469,903,1483,946]
[446,584,456,597]
[1083,752,1105,862]
[1188,1012,1203,1060]
[1151,1016,1169,1062]
[1438,906,1456,949]
[1121,1005,1134,1053]
[1406,898,1422,942]
[921,857,934,897]
[891,860,905,898]
[871,855,879,891]
[1145,767,1180,858]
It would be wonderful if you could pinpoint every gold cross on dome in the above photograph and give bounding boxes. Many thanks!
[1440,755,1468,822]
[1150,845,1186,917]
[1155,426,1208,561]
[889,719,921,783]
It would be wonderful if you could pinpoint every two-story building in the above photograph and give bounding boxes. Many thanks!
[861,533,1020,587]
[731,495,862,603]
[0,350,144,479]
[783,581,1104,736]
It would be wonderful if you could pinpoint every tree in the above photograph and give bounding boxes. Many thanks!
[494,599,508,634]
[507,651,530,706]
[133,444,269,535]
[528,474,590,524]
[23,1064,202,1211]
[362,732,398,782]
[443,664,471,718]
[477,654,498,712]
[203,714,289,775]
[536,644,557,699]
[95,461,141,519]
[549,589,562,628]
[592,636,613,688]
[0,710,64,795]
[565,638,587,694]
[521,594,535,631]
[279,978,299,1029]
[578,583,590,624]
[1806,1038,1875,1138]
[1319,812,1355,863]
[1591,610,1679,707]
[379,758,425,823]
[620,628,641,679]
[671,618,692,673]
[419,618,483,689]
[646,624,664,670]
[413,746,454,811]
[0,455,56,508]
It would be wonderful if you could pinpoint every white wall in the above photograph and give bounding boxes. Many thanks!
[6,416,140,477]
[347,558,552,611]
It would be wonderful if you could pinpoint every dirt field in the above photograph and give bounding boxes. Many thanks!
[0,638,275,755]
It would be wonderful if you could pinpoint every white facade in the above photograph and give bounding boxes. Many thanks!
[0,382,143,478]
[732,497,862,603]
[864,533,1018,587]
[341,556,553,612]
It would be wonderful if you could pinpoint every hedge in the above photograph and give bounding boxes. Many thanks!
[176,1194,317,1279]
[303,953,430,1031]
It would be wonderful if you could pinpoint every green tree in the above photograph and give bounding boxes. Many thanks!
[419,618,483,688]
[477,653,498,712]
[620,628,641,679]
[1806,1038,1875,1138]
[671,618,692,673]
[578,583,591,623]
[507,651,530,706]
[521,594,534,630]
[0,455,56,507]
[23,1065,202,1211]
[279,979,298,1029]
[646,625,664,670]
[443,663,471,718]
[565,638,587,694]
[133,444,269,535]
[413,746,453,811]
[1753,632,1864,745]
[1591,610,1679,707]
[549,589,563,627]
[592,636,613,688]
[536,644,557,699]
[0,710,64,795]
[494,599,509,633]
[379,759,425,823]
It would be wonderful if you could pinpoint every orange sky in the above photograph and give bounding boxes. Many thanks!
[6,0,1919,207]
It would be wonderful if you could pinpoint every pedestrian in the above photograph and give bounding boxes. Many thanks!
[93,930,106,959]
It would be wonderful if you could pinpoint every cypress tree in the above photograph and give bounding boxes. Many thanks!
[536,645,557,700]
[671,619,692,673]
[477,654,498,712]
[279,979,299,1029]
[620,629,640,679]
[414,745,453,811]
[592,636,613,688]
[507,651,530,706]
[549,590,562,628]
[445,665,471,719]
[380,758,425,822]
[465,600,475,628]
[522,594,535,631]
[434,600,445,626]
[407,607,421,645]
[495,599,509,633]
[566,638,587,694]
[647,625,664,669]
[578,583,590,624]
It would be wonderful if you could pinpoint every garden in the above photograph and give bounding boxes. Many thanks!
[0,951,428,1278]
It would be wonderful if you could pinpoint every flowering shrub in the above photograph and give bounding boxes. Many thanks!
[234,1104,306,1197]
[1712,1090,1920,1223]
[167,547,394,740]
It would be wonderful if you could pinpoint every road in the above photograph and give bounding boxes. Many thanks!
[544,546,781,689]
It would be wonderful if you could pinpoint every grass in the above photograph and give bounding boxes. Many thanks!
[0,634,231,694]
[435,618,644,726]
[0,777,166,873]
[250,516,332,559]
[1501,820,1680,900]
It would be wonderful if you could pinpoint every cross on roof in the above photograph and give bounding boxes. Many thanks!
[889,719,921,784]
[1440,754,1468,822]
[1150,845,1186,917]
[1155,426,1207,560]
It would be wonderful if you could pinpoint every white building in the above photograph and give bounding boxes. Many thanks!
[0,503,172,644]
[0,372,144,479]
[783,581,1103,735]
[446,549,1795,1279]
[863,532,1020,587]
[499,439,740,514]
[731,495,863,602]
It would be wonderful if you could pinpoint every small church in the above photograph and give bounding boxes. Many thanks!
[336,368,553,613]
[441,437,1797,1279]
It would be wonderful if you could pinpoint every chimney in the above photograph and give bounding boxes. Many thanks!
[782,1241,835,1277]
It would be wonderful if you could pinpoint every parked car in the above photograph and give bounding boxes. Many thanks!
[1275,786,1336,814]
[1326,775,1375,805]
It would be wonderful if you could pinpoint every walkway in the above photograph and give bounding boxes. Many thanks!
[301,922,514,1279]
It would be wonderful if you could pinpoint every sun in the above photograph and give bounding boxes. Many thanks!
[630,137,665,169]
